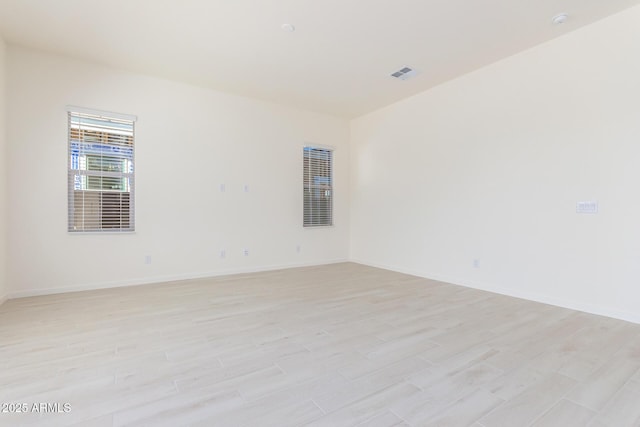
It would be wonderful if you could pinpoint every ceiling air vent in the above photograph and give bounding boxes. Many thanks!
[390,66,418,81]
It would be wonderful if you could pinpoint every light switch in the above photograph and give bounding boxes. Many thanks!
[576,201,598,214]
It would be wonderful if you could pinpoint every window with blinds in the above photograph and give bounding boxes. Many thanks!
[68,108,136,232]
[303,147,333,227]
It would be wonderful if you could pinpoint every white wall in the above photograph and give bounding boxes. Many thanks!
[6,7,640,325]
[7,47,349,297]
[0,36,6,304]
[350,6,640,323]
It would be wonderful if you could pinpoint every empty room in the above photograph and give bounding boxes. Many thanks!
[2,0,640,426]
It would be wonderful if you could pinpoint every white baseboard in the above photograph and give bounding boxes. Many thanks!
[350,258,640,325]
[12,257,639,326]
[8,259,349,299]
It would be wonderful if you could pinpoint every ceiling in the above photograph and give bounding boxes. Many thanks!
[0,0,639,118]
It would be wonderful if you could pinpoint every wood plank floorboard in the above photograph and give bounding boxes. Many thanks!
[1,262,639,426]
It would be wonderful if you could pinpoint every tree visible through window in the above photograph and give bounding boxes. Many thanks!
[303,147,333,227]
[68,108,136,232]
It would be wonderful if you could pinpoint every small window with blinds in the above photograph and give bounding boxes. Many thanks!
[303,146,333,227]
[68,108,136,232]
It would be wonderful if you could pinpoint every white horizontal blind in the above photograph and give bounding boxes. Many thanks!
[68,110,135,232]
[303,147,333,227]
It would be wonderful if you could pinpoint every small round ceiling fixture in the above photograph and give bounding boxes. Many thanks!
[552,13,569,25]
[281,23,296,32]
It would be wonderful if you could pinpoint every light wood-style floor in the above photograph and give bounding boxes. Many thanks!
[1,263,640,427]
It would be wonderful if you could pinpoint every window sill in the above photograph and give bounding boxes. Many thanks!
[68,231,136,235]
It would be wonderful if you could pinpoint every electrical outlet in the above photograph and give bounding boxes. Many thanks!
[220,249,226,259]
[243,248,249,256]
[243,184,249,193]
[144,255,152,265]
[220,183,226,192]
[473,259,480,268]
[296,245,301,253]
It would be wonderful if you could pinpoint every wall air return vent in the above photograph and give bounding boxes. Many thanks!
[390,66,418,80]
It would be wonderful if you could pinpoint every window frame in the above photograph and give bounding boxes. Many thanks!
[303,145,334,228]
[67,106,137,233]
